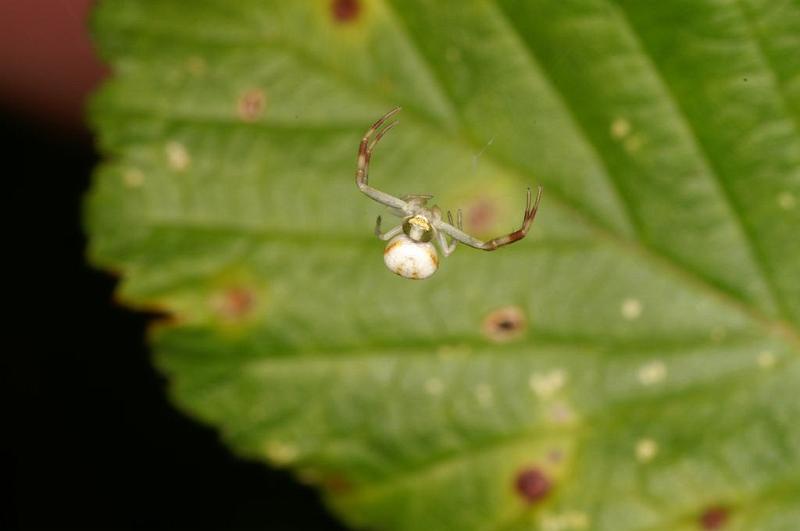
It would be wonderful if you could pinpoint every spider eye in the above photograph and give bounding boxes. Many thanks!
[383,235,438,280]
[402,215,433,242]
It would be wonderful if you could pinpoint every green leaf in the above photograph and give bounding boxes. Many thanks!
[86,1,800,529]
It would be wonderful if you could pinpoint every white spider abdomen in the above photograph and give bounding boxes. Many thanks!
[383,234,439,280]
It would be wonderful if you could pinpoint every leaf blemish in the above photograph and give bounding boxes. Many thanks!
[466,197,498,235]
[621,297,643,320]
[212,286,256,321]
[757,350,776,369]
[610,117,631,139]
[482,305,526,343]
[547,449,564,464]
[515,467,552,504]
[186,55,206,76]
[331,0,360,23]
[237,88,266,122]
[699,506,728,530]
[322,473,352,494]
[529,369,567,399]
[638,360,667,386]
[123,168,145,188]
[635,438,658,463]
[548,401,576,425]
[265,440,299,465]
[777,191,796,210]
[165,141,190,171]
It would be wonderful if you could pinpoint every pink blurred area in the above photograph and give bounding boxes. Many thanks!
[0,0,108,132]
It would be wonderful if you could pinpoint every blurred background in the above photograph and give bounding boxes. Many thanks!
[3,1,343,529]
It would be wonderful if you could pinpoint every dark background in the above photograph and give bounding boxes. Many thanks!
[4,1,344,529]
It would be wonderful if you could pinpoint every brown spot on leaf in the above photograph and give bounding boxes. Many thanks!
[699,506,728,529]
[515,467,551,504]
[213,286,255,321]
[547,449,564,463]
[466,197,497,234]
[237,88,266,122]
[331,0,360,23]
[482,305,527,343]
[298,469,352,495]
[323,473,352,494]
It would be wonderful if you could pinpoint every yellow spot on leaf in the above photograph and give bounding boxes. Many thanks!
[777,191,796,210]
[757,350,776,369]
[165,141,190,171]
[610,117,631,139]
[638,360,666,385]
[621,297,643,320]
[266,440,299,465]
[529,369,567,399]
[636,438,658,462]
[123,168,144,188]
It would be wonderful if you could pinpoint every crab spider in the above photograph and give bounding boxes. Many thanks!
[356,106,543,279]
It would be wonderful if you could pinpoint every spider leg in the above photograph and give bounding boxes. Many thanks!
[436,186,542,251]
[447,209,463,230]
[356,107,408,211]
[374,216,404,241]
[436,228,457,257]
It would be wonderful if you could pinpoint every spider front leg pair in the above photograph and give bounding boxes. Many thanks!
[355,107,543,279]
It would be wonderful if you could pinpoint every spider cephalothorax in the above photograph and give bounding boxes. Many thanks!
[402,215,433,242]
[356,107,543,279]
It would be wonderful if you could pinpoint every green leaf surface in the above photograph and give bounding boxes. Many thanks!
[86,1,800,529]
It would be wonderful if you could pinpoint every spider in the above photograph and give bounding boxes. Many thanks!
[356,106,543,279]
